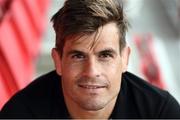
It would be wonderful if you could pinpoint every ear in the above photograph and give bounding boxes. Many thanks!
[121,46,131,73]
[51,48,62,76]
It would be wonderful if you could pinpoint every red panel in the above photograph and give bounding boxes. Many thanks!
[0,0,50,109]
[22,0,49,36]
[37,0,50,14]
[0,16,33,89]
[134,34,166,89]
[0,74,9,109]
[11,0,40,58]
[0,47,18,94]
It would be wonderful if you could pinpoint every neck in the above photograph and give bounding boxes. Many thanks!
[64,95,117,119]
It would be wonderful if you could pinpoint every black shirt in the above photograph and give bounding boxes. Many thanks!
[1,70,180,118]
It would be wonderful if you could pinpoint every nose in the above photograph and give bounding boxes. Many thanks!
[82,57,101,78]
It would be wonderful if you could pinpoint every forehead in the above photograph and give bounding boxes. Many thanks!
[64,22,121,52]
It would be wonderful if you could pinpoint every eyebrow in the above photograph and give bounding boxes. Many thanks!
[67,50,86,56]
[98,48,117,56]
[66,48,117,56]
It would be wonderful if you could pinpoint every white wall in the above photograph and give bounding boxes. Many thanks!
[126,0,180,102]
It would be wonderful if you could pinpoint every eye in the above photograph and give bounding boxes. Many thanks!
[71,53,86,61]
[99,53,114,60]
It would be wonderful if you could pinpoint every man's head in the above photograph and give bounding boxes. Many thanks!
[51,0,129,56]
[51,0,130,117]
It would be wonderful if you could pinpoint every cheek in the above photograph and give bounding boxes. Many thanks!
[102,60,123,89]
[61,65,78,94]
[103,60,123,78]
[61,61,83,84]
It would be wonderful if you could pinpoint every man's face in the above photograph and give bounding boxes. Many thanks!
[52,22,130,111]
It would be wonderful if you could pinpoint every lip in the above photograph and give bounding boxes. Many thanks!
[78,84,107,89]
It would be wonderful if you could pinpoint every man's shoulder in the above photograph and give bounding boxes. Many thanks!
[0,70,64,118]
[120,71,180,118]
[19,70,60,97]
[123,71,168,97]
[32,70,59,85]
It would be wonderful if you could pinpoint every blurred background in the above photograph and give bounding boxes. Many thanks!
[0,0,180,109]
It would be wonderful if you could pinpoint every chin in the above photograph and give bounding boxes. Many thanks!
[78,98,108,111]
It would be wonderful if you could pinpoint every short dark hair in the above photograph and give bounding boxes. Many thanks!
[51,0,129,56]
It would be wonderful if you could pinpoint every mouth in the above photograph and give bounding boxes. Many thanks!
[78,84,107,89]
